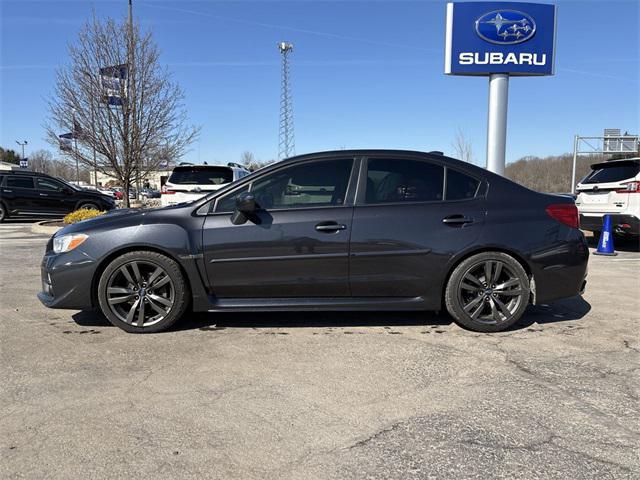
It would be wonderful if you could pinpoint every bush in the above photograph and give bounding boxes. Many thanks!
[63,209,105,224]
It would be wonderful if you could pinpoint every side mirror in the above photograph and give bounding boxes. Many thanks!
[236,192,256,213]
[62,187,73,195]
[230,192,257,225]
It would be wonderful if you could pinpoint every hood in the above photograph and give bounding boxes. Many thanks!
[56,207,150,236]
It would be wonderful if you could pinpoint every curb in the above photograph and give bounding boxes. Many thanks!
[31,221,63,236]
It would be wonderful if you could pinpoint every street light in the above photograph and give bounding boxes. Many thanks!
[15,140,28,159]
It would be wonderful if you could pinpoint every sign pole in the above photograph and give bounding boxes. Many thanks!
[486,73,509,175]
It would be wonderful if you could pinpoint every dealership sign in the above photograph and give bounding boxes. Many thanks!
[445,2,557,76]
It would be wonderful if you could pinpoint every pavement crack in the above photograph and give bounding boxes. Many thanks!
[347,421,404,449]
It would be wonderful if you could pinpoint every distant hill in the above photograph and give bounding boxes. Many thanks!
[505,153,614,193]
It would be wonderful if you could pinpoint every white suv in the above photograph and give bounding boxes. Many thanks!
[575,158,640,237]
[161,163,250,207]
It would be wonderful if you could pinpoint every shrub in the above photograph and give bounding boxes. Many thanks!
[63,209,105,224]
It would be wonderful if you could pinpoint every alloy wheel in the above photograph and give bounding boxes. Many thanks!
[105,260,175,327]
[457,260,525,325]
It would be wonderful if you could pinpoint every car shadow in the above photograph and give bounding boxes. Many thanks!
[71,296,591,333]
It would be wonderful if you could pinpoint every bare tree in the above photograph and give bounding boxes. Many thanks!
[240,151,274,172]
[46,14,199,206]
[451,127,475,164]
[28,149,90,182]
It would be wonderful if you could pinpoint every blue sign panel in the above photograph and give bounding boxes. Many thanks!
[445,2,557,76]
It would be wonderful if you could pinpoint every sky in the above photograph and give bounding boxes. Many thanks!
[0,0,638,166]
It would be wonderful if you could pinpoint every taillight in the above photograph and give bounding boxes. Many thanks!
[546,203,579,229]
[161,185,175,194]
[615,181,640,194]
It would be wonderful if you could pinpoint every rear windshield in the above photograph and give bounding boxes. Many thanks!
[582,161,639,184]
[168,166,233,185]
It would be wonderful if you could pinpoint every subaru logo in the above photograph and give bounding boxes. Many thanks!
[475,10,537,45]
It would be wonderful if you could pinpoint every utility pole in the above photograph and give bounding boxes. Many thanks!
[15,140,28,160]
[127,0,140,201]
[278,42,295,160]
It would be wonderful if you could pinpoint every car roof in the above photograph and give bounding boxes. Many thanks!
[172,164,249,172]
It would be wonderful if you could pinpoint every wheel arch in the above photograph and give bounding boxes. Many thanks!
[440,246,534,310]
[90,245,193,309]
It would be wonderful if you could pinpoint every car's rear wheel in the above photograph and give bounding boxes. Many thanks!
[78,202,100,211]
[445,252,530,332]
[97,251,189,333]
[0,202,7,222]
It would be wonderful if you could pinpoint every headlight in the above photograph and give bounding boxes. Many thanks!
[53,233,89,254]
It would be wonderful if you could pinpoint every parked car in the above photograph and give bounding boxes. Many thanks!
[575,158,640,237]
[0,170,116,221]
[82,185,116,198]
[161,163,250,206]
[112,188,124,200]
[38,150,588,334]
[140,188,161,199]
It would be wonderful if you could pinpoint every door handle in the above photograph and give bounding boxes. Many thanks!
[3,190,12,193]
[442,215,474,225]
[39,193,49,197]
[315,222,347,232]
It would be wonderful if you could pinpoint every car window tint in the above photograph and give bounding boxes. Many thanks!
[250,159,353,210]
[365,158,443,204]
[446,169,480,200]
[7,176,35,189]
[582,162,639,184]
[37,178,64,191]
[215,160,353,212]
[168,167,233,185]
[215,185,250,212]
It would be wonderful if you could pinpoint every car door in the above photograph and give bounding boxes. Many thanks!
[35,177,75,214]
[2,176,38,212]
[349,156,486,298]
[202,157,357,298]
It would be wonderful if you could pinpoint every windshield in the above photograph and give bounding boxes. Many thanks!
[168,166,233,185]
[582,161,640,184]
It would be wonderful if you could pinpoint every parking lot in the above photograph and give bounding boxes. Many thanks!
[1,220,639,479]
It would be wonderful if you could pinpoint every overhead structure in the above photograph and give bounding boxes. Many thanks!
[570,130,639,193]
[278,42,295,160]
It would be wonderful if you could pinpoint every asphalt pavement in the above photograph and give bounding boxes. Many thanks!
[1,221,639,479]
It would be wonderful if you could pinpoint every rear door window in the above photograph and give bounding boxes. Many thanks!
[6,176,35,189]
[445,169,480,200]
[37,178,65,191]
[168,167,233,185]
[365,158,444,204]
[582,162,639,184]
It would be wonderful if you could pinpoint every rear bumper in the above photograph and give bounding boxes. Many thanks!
[579,213,640,235]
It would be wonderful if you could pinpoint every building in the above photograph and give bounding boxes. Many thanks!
[89,168,174,190]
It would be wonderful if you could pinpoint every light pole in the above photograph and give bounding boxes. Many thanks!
[15,140,28,160]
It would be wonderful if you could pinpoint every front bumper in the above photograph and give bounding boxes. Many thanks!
[579,213,640,236]
[37,248,98,310]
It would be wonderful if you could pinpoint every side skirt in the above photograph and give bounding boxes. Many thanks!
[203,296,429,312]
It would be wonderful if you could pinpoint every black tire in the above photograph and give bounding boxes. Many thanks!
[97,251,189,333]
[0,202,7,222]
[445,252,530,333]
[78,202,99,211]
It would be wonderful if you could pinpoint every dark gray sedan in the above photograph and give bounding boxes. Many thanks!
[38,150,588,333]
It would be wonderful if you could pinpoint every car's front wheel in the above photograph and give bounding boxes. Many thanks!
[97,251,189,333]
[445,252,530,332]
